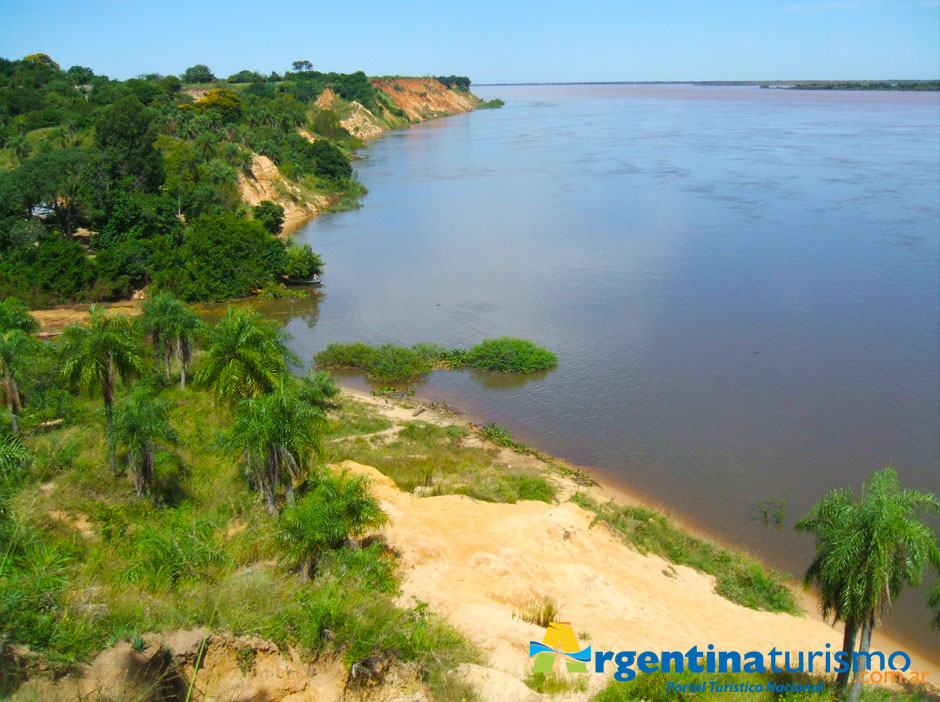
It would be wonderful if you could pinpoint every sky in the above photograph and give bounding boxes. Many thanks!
[1,0,938,83]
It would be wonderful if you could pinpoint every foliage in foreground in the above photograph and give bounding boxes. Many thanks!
[571,493,799,614]
[314,337,557,381]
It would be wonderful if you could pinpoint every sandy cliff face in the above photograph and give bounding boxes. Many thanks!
[372,78,478,122]
[236,153,330,231]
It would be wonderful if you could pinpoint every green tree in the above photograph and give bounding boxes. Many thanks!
[8,135,32,165]
[114,389,179,496]
[282,242,323,281]
[195,306,297,404]
[95,95,164,192]
[173,214,280,301]
[797,468,940,701]
[291,60,313,72]
[182,64,215,83]
[138,293,200,383]
[252,200,285,235]
[59,307,145,472]
[0,298,38,334]
[297,369,339,411]
[277,469,386,578]
[228,381,325,515]
[0,330,39,436]
[168,302,201,391]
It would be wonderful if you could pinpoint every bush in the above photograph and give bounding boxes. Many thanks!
[120,503,229,589]
[314,343,436,381]
[252,200,285,235]
[465,337,557,373]
[169,214,281,301]
[315,342,375,369]
[277,469,386,578]
[282,242,323,281]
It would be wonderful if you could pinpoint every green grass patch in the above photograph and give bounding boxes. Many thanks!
[315,338,556,381]
[570,493,798,614]
[525,670,588,695]
[327,418,556,504]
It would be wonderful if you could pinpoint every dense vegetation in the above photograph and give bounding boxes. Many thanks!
[0,54,399,306]
[0,297,485,697]
[314,337,557,381]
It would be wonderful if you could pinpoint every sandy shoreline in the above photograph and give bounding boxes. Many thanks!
[336,386,939,687]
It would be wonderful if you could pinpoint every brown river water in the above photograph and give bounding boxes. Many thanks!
[248,84,939,660]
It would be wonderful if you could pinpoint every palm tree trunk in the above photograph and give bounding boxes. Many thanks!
[105,362,116,474]
[176,339,186,391]
[262,482,278,516]
[142,442,154,496]
[4,368,20,437]
[836,619,858,695]
[846,616,873,702]
[130,454,145,496]
[163,343,171,381]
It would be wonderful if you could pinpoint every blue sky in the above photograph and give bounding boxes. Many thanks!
[1,0,937,82]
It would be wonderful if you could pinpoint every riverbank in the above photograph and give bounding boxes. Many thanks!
[7,375,935,701]
[334,387,939,693]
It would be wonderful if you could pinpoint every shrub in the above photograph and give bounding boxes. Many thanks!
[465,337,557,373]
[282,242,323,281]
[253,200,285,235]
[277,470,386,578]
[121,503,229,589]
[368,344,435,381]
[314,343,435,381]
[315,342,375,369]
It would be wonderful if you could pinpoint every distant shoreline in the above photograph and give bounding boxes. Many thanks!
[476,79,940,90]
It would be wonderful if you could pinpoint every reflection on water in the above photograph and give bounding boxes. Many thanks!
[262,84,938,659]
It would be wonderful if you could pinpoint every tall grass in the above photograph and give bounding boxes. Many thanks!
[328,420,557,504]
[571,493,798,614]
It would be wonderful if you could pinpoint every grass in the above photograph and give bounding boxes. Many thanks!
[570,493,799,614]
[314,338,557,381]
[514,596,559,627]
[525,671,588,695]
[0,385,477,700]
[326,417,557,504]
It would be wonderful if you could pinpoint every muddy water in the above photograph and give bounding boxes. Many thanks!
[268,84,939,659]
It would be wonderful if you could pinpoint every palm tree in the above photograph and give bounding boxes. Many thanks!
[170,304,202,391]
[0,298,38,334]
[277,469,387,580]
[795,488,862,695]
[139,294,177,378]
[297,370,340,411]
[929,581,940,631]
[60,307,145,473]
[195,306,298,405]
[228,381,325,515]
[798,468,940,701]
[0,433,29,475]
[0,330,40,436]
[140,294,203,388]
[114,390,179,497]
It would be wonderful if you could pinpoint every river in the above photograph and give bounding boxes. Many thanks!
[262,84,940,659]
